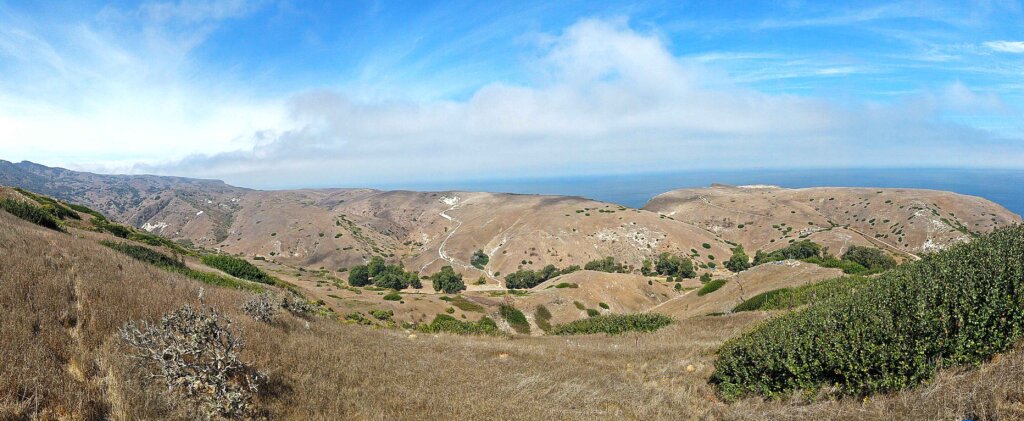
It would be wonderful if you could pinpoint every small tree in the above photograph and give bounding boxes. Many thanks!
[430,266,466,294]
[724,245,751,272]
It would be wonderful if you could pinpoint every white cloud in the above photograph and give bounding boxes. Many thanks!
[984,40,1024,53]
[135,19,1023,188]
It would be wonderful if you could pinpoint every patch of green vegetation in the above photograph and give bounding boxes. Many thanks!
[12,187,80,221]
[697,279,727,296]
[418,314,499,335]
[583,256,628,273]
[499,303,530,334]
[505,264,580,289]
[438,295,484,312]
[382,292,402,301]
[201,254,275,285]
[101,240,263,293]
[369,309,394,321]
[585,308,600,317]
[598,302,610,309]
[0,198,64,231]
[551,313,673,335]
[535,304,553,333]
[573,301,586,310]
[732,276,870,312]
[554,282,578,289]
[712,226,1024,400]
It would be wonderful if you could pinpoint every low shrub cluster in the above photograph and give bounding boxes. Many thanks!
[551,313,673,335]
[438,295,484,312]
[712,225,1024,400]
[499,303,530,334]
[732,276,870,312]
[534,305,553,333]
[417,314,499,335]
[12,187,80,221]
[0,198,65,231]
[201,254,275,285]
[697,279,727,296]
[101,240,263,292]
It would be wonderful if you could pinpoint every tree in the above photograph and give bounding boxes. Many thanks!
[366,256,386,277]
[724,245,751,272]
[348,265,370,287]
[470,249,489,269]
[584,256,627,273]
[431,266,465,294]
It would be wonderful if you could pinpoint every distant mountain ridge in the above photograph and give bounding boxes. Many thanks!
[1,160,1019,281]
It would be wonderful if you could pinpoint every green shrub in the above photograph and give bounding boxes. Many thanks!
[802,256,869,274]
[586,308,600,317]
[12,188,79,220]
[554,282,578,289]
[382,292,402,301]
[418,314,499,335]
[697,279,727,296]
[700,273,712,283]
[702,243,711,249]
[101,241,262,293]
[498,303,530,334]
[201,254,274,285]
[0,198,64,231]
[551,313,673,335]
[598,302,610,309]
[535,305,553,333]
[724,245,751,272]
[369,309,394,321]
[712,226,1024,400]
[573,301,586,310]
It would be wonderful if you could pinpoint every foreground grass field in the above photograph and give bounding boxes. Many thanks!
[2,207,1023,419]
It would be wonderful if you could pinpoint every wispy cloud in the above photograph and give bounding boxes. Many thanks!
[984,40,1024,53]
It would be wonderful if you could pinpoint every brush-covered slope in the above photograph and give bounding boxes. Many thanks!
[644,185,1021,258]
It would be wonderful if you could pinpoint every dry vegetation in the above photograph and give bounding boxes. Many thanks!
[3,203,1024,420]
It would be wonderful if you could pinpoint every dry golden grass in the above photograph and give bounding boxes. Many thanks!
[2,209,1023,420]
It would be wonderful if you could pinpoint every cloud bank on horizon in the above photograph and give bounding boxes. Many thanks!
[1,0,1023,188]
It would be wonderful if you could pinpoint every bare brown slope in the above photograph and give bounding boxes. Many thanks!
[644,185,1022,258]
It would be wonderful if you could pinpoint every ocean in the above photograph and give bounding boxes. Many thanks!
[383,168,1024,217]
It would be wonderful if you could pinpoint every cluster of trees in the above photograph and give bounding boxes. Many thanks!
[429,266,466,294]
[584,256,629,273]
[641,252,696,278]
[752,240,823,265]
[348,256,422,290]
[505,264,581,289]
[841,246,897,271]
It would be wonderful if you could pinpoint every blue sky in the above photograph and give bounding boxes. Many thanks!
[0,0,1022,188]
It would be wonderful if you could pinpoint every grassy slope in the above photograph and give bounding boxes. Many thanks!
[2,208,1023,419]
